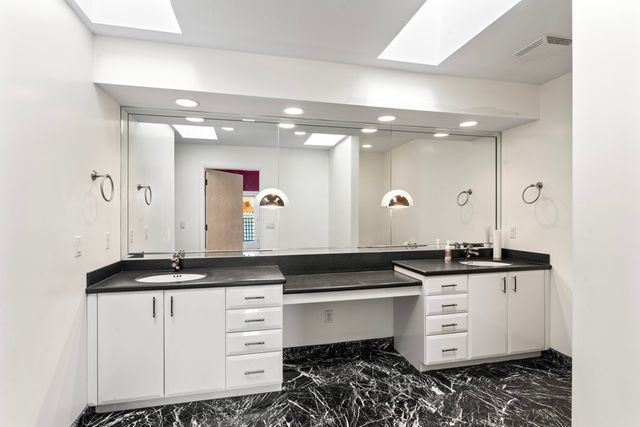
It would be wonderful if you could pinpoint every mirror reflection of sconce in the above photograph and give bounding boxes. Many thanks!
[137,184,152,206]
[457,189,472,206]
[256,188,289,209]
[381,190,414,208]
[91,170,114,202]
[522,181,543,204]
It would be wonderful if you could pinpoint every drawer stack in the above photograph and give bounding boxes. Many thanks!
[225,285,283,390]
[423,275,469,365]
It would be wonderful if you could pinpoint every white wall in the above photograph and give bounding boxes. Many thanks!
[128,122,175,253]
[388,138,495,245]
[573,2,640,426]
[174,143,330,251]
[502,73,572,356]
[0,1,121,425]
[329,136,359,248]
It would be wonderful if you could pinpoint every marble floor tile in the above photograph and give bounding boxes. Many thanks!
[77,339,571,427]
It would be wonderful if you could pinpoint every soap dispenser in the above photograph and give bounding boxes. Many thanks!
[444,240,452,264]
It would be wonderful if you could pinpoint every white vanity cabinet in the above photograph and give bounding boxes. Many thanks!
[507,270,545,354]
[468,273,509,359]
[97,291,164,404]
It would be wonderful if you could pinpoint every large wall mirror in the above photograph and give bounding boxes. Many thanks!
[123,111,499,257]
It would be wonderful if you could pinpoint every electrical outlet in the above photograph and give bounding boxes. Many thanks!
[324,309,334,324]
[105,232,110,250]
[74,235,82,257]
[144,226,149,240]
[509,226,517,239]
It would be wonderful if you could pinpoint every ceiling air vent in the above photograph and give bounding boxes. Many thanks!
[513,35,572,59]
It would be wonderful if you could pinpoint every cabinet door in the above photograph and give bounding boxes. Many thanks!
[98,291,164,404]
[165,288,226,397]
[468,273,508,359]
[508,271,545,354]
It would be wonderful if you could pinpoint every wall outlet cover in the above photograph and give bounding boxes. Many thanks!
[324,309,334,324]
[74,235,82,257]
[509,226,517,239]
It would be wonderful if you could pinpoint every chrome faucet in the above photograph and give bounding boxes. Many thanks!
[463,244,480,259]
[171,250,185,272]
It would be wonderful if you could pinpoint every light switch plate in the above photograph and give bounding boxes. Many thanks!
[104,232,110,250]
[509,226,517,239]
[74,235,82,257]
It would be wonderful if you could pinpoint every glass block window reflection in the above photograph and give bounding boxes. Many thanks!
[242,196,256,243]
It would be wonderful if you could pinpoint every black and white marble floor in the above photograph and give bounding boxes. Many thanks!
[76,339,571,427]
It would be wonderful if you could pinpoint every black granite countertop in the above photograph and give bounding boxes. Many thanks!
[86,265,285,294]
[392,258,551,276]
[284,270,421,294]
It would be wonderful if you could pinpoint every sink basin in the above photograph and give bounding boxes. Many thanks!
[459,260,512,267]
[136,273,206,283]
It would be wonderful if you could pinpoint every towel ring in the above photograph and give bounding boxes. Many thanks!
[457,189,472,206]
[137,184,153,206]
[91,170,114,202]
[522,182,543,204]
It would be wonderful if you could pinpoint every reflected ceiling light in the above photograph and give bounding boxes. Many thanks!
[434,132,449,138]
[256,188,290,209]
[304,133,346,147]
[381,190,414,209]
[242,118,256,122]
[175,98,199,107]
[377,115,396,122]
[172,125,217,140]
[278,123,296,129]
[185,117,204,123]
[221,127,235,131]
[295,131,307,136]
[362,144,372,149]
[284,107,304,115]
[459,121,478,127]
[362,128,378,134]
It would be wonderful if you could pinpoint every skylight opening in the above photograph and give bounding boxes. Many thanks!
[379,0,522,66]
[72,0,182,33]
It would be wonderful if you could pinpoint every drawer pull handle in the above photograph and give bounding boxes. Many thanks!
[245,296,265,300]
[441,303,458,308]
[441,323,458,328]
[152,297,156,318]
[513,275,518,292]
[441,284,458,288]
[502,277,507,293]
[244,369,265,375]
[442,348,458,353]
[244,318,265,323]
[245,341,265,346]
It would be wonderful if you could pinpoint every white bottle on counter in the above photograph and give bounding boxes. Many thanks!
[493,229,502,260]
[444,241,452,264]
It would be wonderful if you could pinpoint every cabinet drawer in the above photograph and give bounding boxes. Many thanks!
[226,285,283,309]
[425,313,468,336]
[425,333,468,365]
[424,275,468,295]
[226,330,283,356]
[425,294,468,315]
[226,351,283,390]
[226,307,282,332]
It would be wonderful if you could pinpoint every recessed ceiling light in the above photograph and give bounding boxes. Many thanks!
[242,118,256,122]
[222,127,235,131]
[362,128,378,134]
[304,133,347,147]
[295,131,307,136]
[362,144,373,149]
[278,123,296,129]
[284,107,304,115]
[175,98,199,108]
[377,115,396,122]
[185,117,204,123]
[434,133,449,138]
[172,125,217,140]
[459,121,478,127]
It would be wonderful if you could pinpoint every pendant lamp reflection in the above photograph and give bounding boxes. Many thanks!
[256,188,289,209]
[381,189,414,209]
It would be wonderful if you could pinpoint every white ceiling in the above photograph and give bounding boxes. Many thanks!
[77,0,571,84]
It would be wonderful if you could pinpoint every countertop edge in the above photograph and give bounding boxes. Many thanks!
[86,278,286,294]
[283,280,421,295]
[392,262,552,276]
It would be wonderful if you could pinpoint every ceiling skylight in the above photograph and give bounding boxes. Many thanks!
[379,0,522,66]
[173,125,218,140]
[72,0,181,33]
[304,134,347,147]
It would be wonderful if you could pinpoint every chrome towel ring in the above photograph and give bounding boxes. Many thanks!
[522,181,543,204]
[91,170,114,202]
[457,189,472,206]
[137,184,153,206]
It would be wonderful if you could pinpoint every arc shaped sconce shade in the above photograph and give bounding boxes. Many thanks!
[381,190,414,208]
[256,188,290,209]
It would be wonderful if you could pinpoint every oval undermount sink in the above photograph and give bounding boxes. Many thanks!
[459,260,512,267]
[136,273,206,283]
